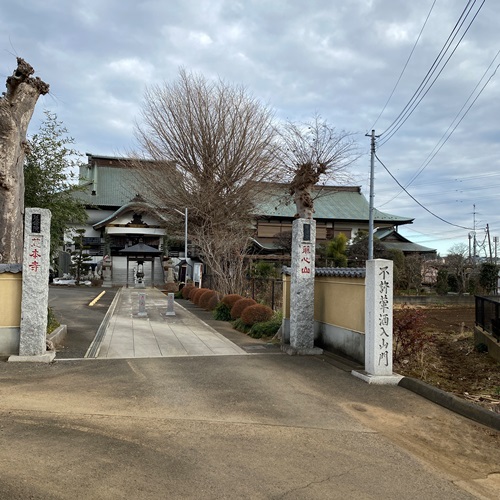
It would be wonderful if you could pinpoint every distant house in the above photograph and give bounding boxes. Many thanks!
[376,228,437,258]
[69,154,426,285]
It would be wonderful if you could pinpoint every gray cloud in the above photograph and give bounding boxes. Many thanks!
[1,0,499,255]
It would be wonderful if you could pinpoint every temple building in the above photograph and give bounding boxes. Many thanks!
[67,154,434,286]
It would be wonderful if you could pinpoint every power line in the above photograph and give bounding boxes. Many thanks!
[379,0,478,139]
[375,153,473,230]
[394,51,500,188]
[379,0,485,144]
[370,0,437,130]
[378,51,500,207]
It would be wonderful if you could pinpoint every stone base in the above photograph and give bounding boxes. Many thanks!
[351,370,403,385]
[135,282,146,289]
[8,352,56,363]
[48,324,67,346]
[281,345,323,356]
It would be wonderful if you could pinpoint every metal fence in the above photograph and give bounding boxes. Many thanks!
[199,275,283,311]
[245,278,283,311]
[475,295,500,342]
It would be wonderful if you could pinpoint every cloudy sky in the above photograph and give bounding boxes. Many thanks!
[2,0,499,256]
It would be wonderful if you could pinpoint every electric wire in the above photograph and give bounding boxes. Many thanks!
[403,53,500,187]
[375,153,473,230]
[378,52,500,207]
[379,0,485,145]
[379,0,478,139]
[370,0,437,130]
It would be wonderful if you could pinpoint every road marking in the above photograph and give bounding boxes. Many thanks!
[89,291,106,307]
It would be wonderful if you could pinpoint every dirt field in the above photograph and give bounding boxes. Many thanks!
[394,304,500,413]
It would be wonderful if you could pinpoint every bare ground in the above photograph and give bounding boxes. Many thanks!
[393,304,500,413]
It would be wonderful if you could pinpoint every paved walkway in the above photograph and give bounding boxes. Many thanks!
[94,287,247,359]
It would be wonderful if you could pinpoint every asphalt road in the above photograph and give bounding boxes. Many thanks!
[1,288,498,498]
[48,286,117,358]
[2,355,497,499]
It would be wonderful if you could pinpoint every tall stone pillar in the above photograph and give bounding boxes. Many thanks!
[283,218,322,355]
[352,259,402,384]
[9,208,55,362]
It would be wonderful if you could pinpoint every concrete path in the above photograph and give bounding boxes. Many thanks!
[95,287,246,359]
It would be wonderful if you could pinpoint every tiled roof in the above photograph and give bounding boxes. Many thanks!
[282,266,366,278]
[0,264,22,273]
[376,228,436,254]
[382,241,436,254]
[80,155,413,225]
[255,184,412,224]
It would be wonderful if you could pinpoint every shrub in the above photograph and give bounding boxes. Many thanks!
[249,312,282,338]
[393,305,429,361]
[213,301,232,321]
[199,290,217,310]
[182,284,195,299]
[231,298,257,319]
[188,286,204,301]
[240,304,273,326]
[232,317,252,334]
[207,293,221,311]
[221,294,244,309]
[251,322,280,338]
[192,288,210,305]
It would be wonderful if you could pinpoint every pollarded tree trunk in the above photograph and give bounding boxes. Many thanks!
[289,161,325,219]
[0,58,49,263]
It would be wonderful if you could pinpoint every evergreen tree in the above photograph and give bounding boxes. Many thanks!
[70,229,92,284]
[347,231,387,266]
[24,110,88,259]
[320,233,348,267]
[479,263,499,294]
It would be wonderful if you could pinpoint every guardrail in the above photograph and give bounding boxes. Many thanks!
[475,295,500,342]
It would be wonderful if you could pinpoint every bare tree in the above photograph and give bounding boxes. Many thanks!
[273,230,293,255]
[0,58,49,263]
[275,115,358,218]
[132,69,278,294]
[445,243,472,294]
[403,254,423,294]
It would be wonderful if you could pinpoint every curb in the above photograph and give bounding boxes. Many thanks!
[399,377,500,432]
[85,287,123,358]
[48,324,67,347]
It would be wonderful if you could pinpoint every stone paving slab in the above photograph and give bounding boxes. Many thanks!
[96,287,247,359]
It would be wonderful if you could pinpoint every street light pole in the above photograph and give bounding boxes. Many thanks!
[184,207,188,259]
[172,208,188,259]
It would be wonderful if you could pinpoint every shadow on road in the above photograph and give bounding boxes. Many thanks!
[48,286,117,358]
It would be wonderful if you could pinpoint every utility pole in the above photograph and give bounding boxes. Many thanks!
[473,204,477,266]
[487,223,492,263]
[366,130,377,260]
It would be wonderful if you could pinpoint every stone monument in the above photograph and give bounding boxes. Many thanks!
[166,292,175,316]
[282,218,323,355]
[9,208,55,363]
[137,291,148,317]
[164,258,179,293]
[352,259,402,385]
[102,255,112,288]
